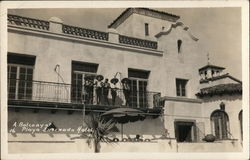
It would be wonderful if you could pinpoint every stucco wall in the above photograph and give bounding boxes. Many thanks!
[8,108,167,153]
[157,26,207,98]
[8,24,204,99]
[8,109,165,143]
[164,100,205,138]
[115,14,173,41]
[177,141,242,152]
[8,31,163,93]
[7,14,242,154]
[201,94,242,140]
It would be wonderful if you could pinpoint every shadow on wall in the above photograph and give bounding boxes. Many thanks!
[8,108,86,136]
[120,117,165,139]
[8,108,165,140]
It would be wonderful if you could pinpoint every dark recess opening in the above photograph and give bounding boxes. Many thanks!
[175,121,195,142]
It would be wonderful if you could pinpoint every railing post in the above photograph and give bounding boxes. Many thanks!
[108,28,119,43]
[49,17,63,33]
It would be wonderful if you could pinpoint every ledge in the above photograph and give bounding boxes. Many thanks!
[8,25,163,56]
[8,100,163,116]
[162,96,202,104]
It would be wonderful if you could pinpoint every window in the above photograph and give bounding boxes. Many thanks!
[211,70,215,76]
[204,71,207,79]
[145,23,149,36]
[211,110,229,140]
[71,61,98,103]
[128,68,150,108]
[177,40,182,53]
[176,78,188,97]
[174,121,197,142]
[8,53,35,100]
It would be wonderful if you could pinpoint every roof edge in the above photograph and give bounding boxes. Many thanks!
[155,22,199,41]
[196,83,242,97]
[200,73,242,84]
[199,64,225,72]
[108,8,180,29]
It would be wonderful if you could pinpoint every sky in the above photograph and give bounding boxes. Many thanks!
[8,7,242,80]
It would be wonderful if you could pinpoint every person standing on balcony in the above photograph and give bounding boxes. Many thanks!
[110,78,119,105]
[94,75,104,105]
[103,78,110,105]
[84,76,94,104]
[122,78,131,106]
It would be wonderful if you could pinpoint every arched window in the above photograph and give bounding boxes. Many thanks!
[238,110,243,140]
[210,110,229,140]
[177,40,182,53]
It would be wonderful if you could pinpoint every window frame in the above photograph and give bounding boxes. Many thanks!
[71,61,98,103]
[177,39,182,53]
[210,110,230,140]
[174,120,197,143]
[176,78,188,97]
[128,69,150,108]
[8,63,34,100]
[145,23,149,36]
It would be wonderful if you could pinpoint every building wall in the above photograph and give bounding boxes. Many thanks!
[201,94,242,140]
[115,14,173,41]
[8,31,163,93]
[7,13,242,153]
[157,26,207,98]
[8,23,204,99]
[8,109,165,138]
[164,100,205,138]
[8,108,242,153]
[8,108,166,153]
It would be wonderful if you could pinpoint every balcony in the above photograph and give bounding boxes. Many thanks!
[8,79,163,114]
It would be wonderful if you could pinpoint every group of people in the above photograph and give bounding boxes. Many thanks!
[82,74,131,106]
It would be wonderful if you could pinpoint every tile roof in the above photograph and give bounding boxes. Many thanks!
[200,73,242,84]
[196,83,242,97]
[199,64,225,72]
[108,8,180,29]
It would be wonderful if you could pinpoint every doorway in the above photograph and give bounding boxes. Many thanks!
[174,121,196,142]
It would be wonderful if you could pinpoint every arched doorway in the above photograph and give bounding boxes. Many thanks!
[211,110,229,140]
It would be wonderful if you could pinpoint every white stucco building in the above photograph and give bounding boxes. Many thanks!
[7,8,242,153]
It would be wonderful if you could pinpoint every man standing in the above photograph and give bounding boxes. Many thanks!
[103,78,110,105]
[110,78,119,105]
[121,78,131,106]
[94,75,104,105]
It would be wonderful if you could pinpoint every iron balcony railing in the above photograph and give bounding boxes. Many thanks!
[8,79,162,108]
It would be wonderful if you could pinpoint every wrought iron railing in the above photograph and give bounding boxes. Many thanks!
[62,24,109,41]
[119,35,157,49]
[8,79,161,108]
[8,14,49,30]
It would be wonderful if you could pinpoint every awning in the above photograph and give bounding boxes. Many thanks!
[101,108,146,124]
